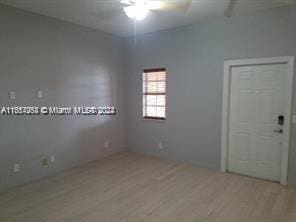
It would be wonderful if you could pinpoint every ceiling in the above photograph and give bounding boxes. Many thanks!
[0,0,293,36]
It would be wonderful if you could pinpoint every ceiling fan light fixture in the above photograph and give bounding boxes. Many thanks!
[123,4,149,20]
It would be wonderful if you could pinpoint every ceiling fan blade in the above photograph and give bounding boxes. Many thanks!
[120,0,132,5]
[147,0,191,12]
[224,0,238,18]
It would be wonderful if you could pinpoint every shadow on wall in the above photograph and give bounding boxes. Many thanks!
[0,61,121,190]
[0,3,127,190]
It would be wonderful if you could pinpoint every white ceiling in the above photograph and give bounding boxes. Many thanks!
[0,0,292,36]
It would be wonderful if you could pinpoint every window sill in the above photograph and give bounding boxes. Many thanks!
[143,117,166,123]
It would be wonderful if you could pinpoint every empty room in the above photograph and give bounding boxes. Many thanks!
[1,0,296,221]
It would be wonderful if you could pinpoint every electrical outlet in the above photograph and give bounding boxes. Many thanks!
[13,163,20,173]
[9,91,16,100]
[50,155,55,163]
[158,142,163,150]
[37,90,43,98]
[42,158,49,166]
[104,141,109,148]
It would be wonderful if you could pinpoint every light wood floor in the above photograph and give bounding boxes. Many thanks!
[1,152,296,222]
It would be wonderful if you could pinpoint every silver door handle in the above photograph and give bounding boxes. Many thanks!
[273,129,283,134]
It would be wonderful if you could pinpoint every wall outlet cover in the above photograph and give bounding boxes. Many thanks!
[104,141,109,148]
[37,90,43,98]
[158,142,163,149]
[9,91,16,100]
[13,163,20,173]
[50,155,55,163]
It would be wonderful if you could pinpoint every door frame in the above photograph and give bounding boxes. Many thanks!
[221,56,294,185]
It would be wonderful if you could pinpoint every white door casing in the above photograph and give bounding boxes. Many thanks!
[221,57,294,185]
[229,64,285,181]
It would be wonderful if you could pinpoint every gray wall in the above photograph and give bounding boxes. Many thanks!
[0,5,126,190]
[1,4,296,190]
[125,6,296,185]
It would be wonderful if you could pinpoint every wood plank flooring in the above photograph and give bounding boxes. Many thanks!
[0,151,296,222]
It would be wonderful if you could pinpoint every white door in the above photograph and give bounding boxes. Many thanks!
[228,64,287,182]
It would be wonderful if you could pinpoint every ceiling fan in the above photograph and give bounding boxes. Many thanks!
[93,0,192,21]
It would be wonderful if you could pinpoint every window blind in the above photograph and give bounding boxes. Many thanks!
[143,68,166,120]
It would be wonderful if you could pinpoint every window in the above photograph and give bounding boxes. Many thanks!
[143,68,166,120]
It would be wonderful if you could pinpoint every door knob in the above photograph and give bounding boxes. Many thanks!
[273,129,283,134]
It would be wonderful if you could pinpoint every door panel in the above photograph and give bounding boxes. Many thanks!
[228,64,286,182]
[259,90,275,123]
[235,133,250,161]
